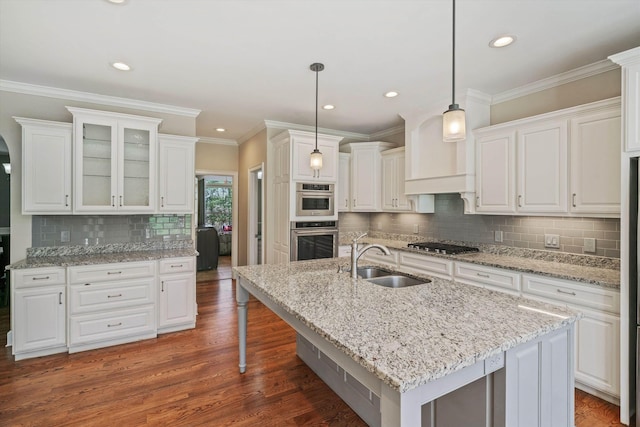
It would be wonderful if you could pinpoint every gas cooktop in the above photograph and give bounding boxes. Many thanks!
[407,242,480,255]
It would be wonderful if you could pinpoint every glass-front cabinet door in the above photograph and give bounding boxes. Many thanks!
[68,107,161,213]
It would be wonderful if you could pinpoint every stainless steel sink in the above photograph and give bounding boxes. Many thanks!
[367,275,428,288]
[356,266,395,279]
[356,266,429,287]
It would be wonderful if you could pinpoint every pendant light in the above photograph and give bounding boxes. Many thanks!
[442,0,466,142]
[309,62,324,174]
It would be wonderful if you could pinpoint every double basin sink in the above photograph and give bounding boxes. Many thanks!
[356,266,430,288]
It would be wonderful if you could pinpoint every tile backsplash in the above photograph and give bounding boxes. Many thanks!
[340,194,621,258]
[32,214,192,247]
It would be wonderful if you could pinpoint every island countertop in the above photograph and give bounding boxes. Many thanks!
[234,258,579,394]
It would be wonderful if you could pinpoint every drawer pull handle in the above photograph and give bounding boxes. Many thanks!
[32,276,50,281]
[476,273,490,278]
[518,195,523,207]
[59,292,63,305]
[65,195,69,207]
[107,294,122,298]
[161,196,164,208]
[112,195,115,207]
[572,193,577,208]
[170,264,183,268]
[107,322,122,328]
[107,271,122,275]
[556,289,576,296]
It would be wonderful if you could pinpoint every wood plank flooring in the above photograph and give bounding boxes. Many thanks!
[0,257,629,426]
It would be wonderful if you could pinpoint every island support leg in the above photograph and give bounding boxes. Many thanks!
[236,279,249,373]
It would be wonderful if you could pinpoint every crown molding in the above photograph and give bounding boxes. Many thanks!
[491,59,619,104]
[197,136,238,146]
[264,120,370,140]
[609,46,640,66]
[0,79,201,118]
[369,125,405,140]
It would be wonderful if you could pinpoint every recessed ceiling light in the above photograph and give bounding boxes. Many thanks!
[384,91,399,98]
[489,35,516,48]
[322,104,335,110]
[216,128,226,132]
[111,61,131,71]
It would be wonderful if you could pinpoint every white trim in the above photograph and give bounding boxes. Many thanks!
[239,119,370,145]
[492,59,619,104]
[194,169,238,271]
[197,136,237,146]
[369,125,405,141]
[0,79,201,118]
[609,46,640,66]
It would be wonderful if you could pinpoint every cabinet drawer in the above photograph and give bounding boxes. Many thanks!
[158,257,195,275]
[69,261,155,284]
[70,277,155,314]
[454,262,521,293]
[69,305,156,345]
[398,252,453,279]
[362,249,397,268]
[12,267,66,288]
[522,274,620,314]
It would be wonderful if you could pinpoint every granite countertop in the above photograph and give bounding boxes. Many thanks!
[340,235,620,290]
[7,241,198,270]
[234,258,579,393]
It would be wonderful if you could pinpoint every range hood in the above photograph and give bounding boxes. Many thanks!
[400,89,491,212]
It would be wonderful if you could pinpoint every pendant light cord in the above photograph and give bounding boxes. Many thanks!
[315,67,319,150]
[452,0,456,106]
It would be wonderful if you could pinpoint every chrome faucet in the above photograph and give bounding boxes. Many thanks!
[350,233,391,279]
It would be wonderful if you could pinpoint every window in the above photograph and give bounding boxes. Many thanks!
[201,176,232,232]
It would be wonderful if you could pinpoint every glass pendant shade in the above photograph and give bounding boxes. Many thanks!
[310,148,323,170]
[442,105,466,142]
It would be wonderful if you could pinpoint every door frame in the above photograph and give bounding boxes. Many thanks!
[248,163,265,265]
[194,169,238,271]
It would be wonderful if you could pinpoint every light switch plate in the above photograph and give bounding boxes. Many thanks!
[544,234,560,249]
[413,224,419,234]
[60,230,70,242]
[584,238,596,253]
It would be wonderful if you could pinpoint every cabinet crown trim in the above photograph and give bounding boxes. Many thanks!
[66,106,163,125]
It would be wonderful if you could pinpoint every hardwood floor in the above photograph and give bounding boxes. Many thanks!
[0,256,628,426]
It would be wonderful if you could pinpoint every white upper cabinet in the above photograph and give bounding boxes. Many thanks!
[610,47,640,153]
[15,117,73,214]
[290,130,341,182]
[475,132,516,213]
[343,141,396,212]
[158,134,197,213]
[381,147,411,211]
[516,120,568,213]
[570,109,621,214]
[338,153,351,212]
[68,107,162,214]
[474,98,620,217]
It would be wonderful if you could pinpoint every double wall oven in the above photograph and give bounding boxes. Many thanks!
[290,221,338,261]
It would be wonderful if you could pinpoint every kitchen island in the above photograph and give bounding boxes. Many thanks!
[234,258,580,427]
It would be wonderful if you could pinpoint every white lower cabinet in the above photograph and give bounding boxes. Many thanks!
[454,262,521,295]
[158,257,196,333]
[11,267,67,360]
[68,261,157,353]
[521,273,620,402]
[398,251,453,280]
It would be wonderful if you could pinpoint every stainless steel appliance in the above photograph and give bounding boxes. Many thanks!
[407,242,479,255]
[290,221,338,261]
[295,182,334,217]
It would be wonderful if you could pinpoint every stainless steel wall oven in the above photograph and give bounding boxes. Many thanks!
[295,182,334,217]
[290,221,338,261]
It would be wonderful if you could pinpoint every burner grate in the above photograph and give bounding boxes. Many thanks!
[407,242,479,255]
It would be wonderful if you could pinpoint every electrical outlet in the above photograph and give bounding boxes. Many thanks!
[60,230,70,242]
[584,238,596,253]
[413,224,419,234]
[494,230,503,243]
[544,234,560,249]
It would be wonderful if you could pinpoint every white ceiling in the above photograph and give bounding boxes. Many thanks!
[1,0,639,141]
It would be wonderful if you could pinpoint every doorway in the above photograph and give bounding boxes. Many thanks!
[195,171,237,272]
[248,164,264,265]
[0,136,10,308]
